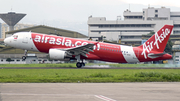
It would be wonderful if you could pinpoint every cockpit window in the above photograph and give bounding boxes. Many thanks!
[13,35,18,39]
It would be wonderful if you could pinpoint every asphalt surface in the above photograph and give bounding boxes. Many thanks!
[0,83,180,101]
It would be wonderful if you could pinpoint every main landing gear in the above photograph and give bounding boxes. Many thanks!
[22,50,28,61]
[76,62,85,68]
[75,55,85,68]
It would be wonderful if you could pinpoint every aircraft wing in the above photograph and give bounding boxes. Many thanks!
[60,43,95,57]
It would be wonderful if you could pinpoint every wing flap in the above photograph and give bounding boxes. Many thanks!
[54,43,96,57]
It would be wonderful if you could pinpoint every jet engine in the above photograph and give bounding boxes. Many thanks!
[49,49,67,60]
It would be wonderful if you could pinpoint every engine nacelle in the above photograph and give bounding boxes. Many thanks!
[49,49,67,60]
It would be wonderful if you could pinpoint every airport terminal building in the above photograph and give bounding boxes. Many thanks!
[88,7,180,46]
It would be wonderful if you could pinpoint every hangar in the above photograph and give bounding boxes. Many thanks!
[5,25,87,38]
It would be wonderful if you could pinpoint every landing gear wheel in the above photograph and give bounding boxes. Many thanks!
[22,56,26,60]
[76,62,82,68]
[82,63,85,67]
[22,50,28,61]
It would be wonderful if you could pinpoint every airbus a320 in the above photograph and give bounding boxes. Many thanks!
[4,25,173,68]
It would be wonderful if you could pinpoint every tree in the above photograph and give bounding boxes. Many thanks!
[6,58,12,64]
[164,39,173,54]
[147,31,155,35]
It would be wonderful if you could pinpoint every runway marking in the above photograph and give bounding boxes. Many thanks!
[95,95,116,101]
[1,93,91,96]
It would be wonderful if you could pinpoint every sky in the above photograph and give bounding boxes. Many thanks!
[0,0,180,35]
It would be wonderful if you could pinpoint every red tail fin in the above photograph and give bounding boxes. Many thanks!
[139,25,173,54]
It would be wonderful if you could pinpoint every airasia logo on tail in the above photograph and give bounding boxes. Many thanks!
[141,28,170,59]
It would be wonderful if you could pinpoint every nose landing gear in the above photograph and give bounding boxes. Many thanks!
[22,56,26,60]
[22,50,28,61]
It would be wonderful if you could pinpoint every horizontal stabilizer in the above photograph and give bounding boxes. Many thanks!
[148,53,166,59]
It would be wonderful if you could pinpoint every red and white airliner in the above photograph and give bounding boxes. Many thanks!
[4,25,173,68]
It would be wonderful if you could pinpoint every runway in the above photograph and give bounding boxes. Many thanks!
[0,67,180,69]
[0,83,180,101]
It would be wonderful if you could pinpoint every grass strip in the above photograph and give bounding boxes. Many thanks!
[0,69,180,83]
[0,63,76,67]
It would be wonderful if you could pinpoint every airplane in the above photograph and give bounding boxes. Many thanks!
[4,25,173,68]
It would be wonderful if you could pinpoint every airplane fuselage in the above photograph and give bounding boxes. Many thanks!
[4,32,172,63]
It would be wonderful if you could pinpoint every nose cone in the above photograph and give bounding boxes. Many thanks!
[4,38,8,44]
[4,37,11,46]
